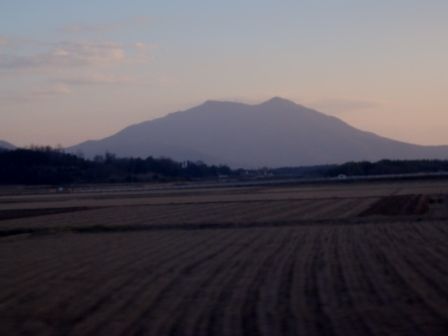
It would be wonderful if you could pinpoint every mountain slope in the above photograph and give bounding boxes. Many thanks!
[0,140,16,151]
[69,97,448,168]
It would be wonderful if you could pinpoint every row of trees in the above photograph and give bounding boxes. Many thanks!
[2,147,448,185]
[268,159,448,178]
[326,159,448,177]
[0,147,234,185]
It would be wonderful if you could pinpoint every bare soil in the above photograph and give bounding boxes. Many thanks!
[359,194,430,217]
[0,179,447,336]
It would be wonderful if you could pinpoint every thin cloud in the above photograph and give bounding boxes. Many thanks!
[1,84,72,104]
[311,98,381,114]
[132,42,155,63]
[0,36,154,105]
[0,42,126,70]
[0,36,8,47]
[62,16,150,34]
[56,73,135,86]
[0,39,155,73]
[32,84,72,96]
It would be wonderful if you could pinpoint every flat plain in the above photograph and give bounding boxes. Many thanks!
[1,179,448,335]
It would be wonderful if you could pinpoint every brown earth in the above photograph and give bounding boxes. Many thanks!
[0,179,447,335]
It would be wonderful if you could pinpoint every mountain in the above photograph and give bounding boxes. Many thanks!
[0,140,15,151]
[69,97,448,168]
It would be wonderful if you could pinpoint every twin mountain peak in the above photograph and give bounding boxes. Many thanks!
[64,97,448,168]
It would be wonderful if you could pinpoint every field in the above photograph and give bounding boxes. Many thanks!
[1,179,448,335]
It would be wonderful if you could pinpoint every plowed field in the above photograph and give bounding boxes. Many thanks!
[1,180,447,335]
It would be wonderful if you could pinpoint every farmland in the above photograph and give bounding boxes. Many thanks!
[1,179,448,335]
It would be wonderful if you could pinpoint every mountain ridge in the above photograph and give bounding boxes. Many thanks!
[69,98,448,168]
[0,140,16,151]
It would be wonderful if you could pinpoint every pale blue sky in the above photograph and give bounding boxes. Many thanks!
[1,0,448,146]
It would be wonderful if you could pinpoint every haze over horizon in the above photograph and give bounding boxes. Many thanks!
[1,1,448,147]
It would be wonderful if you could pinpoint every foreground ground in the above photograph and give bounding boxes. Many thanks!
[1,179,448,335]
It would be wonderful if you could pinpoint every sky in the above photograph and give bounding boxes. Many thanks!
[1,0,448,147]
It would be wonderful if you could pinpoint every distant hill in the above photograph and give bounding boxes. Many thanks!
[0,140,15,151]
[69,97,448,168]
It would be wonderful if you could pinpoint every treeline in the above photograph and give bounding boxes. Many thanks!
[0,147,234,185]
[325,159,448,177]
[2,147,448,185]
[270,165,337,178]
[269,159,448,178]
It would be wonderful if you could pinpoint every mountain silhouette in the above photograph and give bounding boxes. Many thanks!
[0,140,15,151]
[69,97,448,168]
